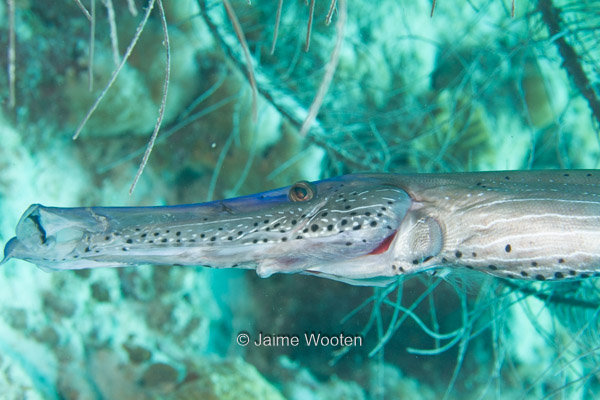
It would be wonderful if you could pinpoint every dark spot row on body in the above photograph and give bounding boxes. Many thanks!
[455,250,462,258]
[531,261,537,267]
[505,244,511,253]
[535,275,545,281]
[488,265,497,270]
[520,271,528,277]
[504,176,510,180]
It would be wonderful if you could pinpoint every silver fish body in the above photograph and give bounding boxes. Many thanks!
[3,170,600,285]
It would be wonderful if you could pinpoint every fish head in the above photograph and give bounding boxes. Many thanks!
[3,174,442,286]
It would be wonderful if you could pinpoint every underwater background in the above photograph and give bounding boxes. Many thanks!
[0,0,599,398]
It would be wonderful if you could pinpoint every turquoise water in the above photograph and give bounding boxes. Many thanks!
[0,0,599,398]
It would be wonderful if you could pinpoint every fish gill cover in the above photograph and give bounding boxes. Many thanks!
[0,0,599,399]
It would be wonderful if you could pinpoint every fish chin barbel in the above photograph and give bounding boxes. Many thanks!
[3,171,600,286]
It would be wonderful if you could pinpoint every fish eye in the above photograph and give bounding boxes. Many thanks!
[288,181,316,202]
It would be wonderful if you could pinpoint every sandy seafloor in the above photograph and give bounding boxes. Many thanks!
[0,0,599,398]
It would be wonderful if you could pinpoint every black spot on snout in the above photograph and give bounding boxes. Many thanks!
[28,213,47,244]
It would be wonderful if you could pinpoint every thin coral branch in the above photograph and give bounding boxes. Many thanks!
[305,0,315,51]
[325,0,337,25]
[126,0,138,16]
[102,0,121,66]
[270,0,284,54]
[129,0,170,195]
[88,0,96,90]
[7,0,15,108]
[299,0,347,137]
[222,0,258,120]
[512,0,515,18]
[431,0,436,18]
[73,0,156,140]
[73,0,92,20]
[538,0,600,128]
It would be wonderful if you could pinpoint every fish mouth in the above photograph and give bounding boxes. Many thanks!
[2,204,50,266]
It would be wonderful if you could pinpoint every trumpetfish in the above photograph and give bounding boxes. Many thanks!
[3,170,600,286]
